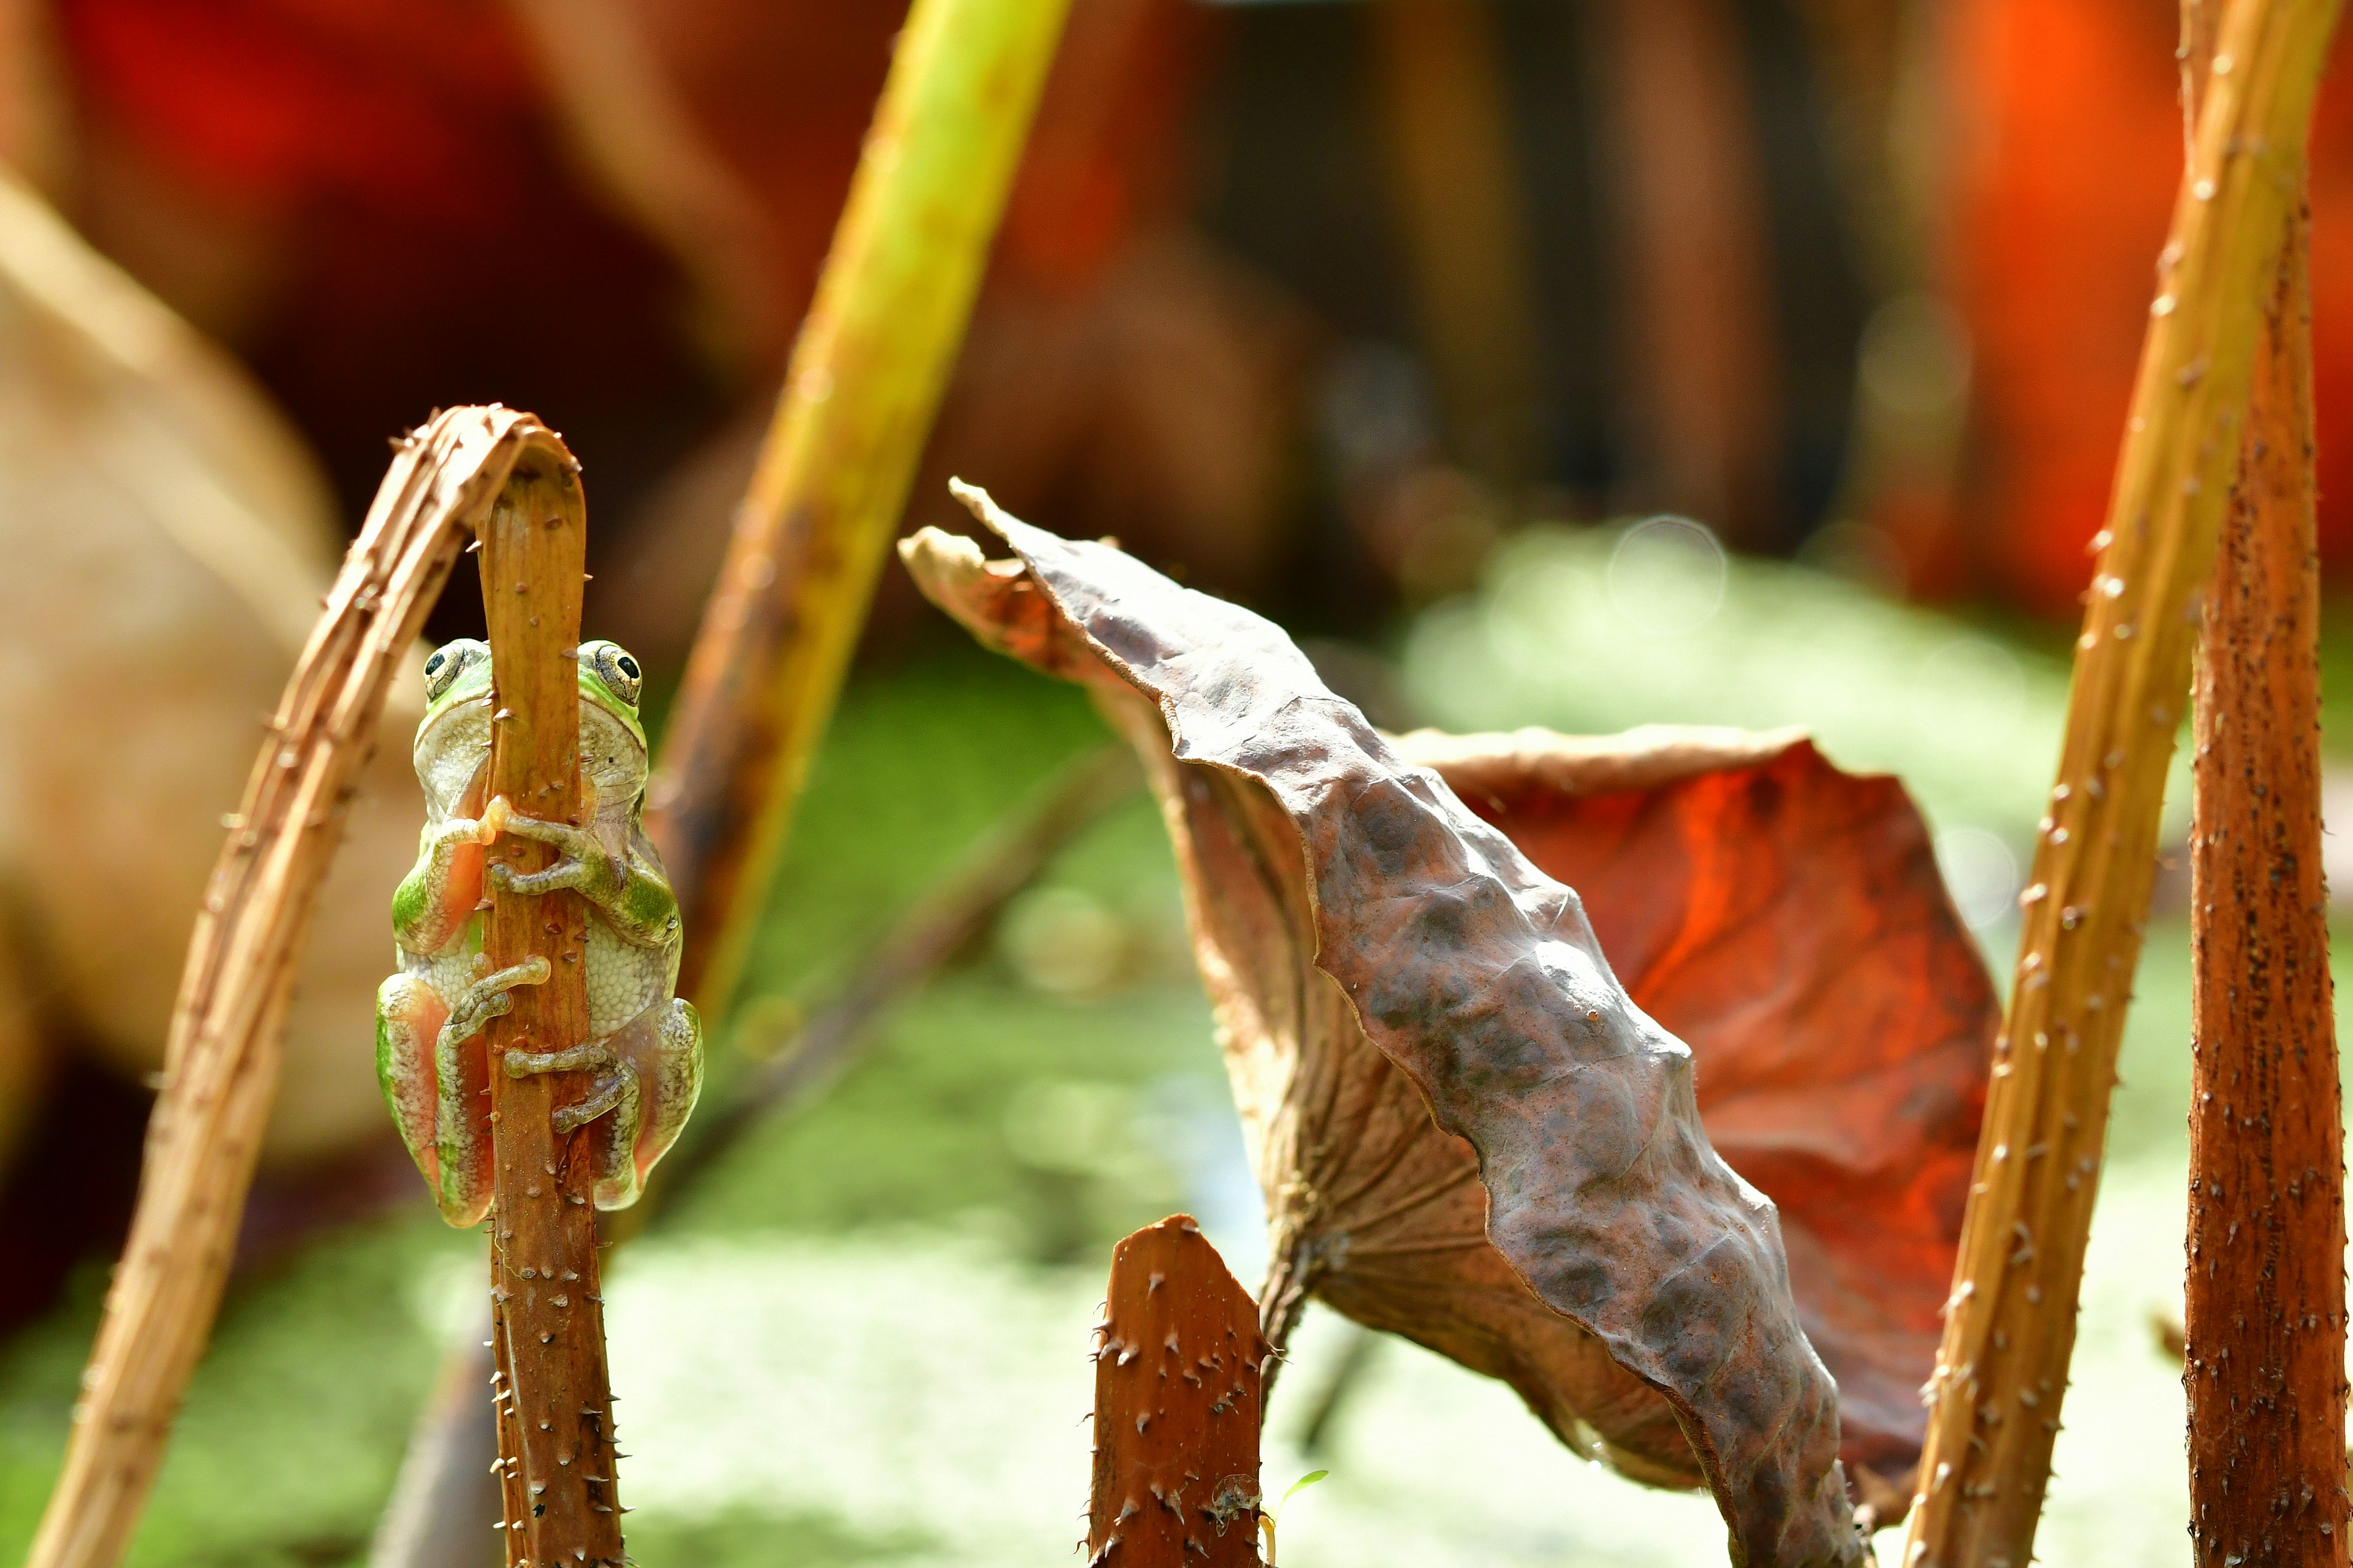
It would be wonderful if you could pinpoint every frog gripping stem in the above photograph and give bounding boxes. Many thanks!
[476,450,626,1568]
[23,407,596,1568]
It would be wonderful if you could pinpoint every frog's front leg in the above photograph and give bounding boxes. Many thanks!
[487,815,680,947]
[392,797,512,955]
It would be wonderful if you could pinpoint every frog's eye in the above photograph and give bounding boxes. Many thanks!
[423,638,488,703]
[579,640,643,708]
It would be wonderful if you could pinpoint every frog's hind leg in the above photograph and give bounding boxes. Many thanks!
[425,958,548,1227]
[376,976,448,1189]
[504,1038,643,1208]
[621,998,703,1204]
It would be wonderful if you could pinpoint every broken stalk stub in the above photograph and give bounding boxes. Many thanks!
[1088,1216,1270,1567]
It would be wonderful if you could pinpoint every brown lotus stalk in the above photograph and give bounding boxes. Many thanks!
[2178,2,2346,1559]
[1904,0,2344,1562]
[1087,1216,1268,1568]
[26,407,558,1568]
[474,449,624,1567]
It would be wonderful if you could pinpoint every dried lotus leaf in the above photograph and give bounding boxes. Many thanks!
[1400,726,1991,1482]
[903,490,1866,1568]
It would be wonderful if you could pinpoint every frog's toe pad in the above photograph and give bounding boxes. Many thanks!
[487,858,589,897]
[503,1042,610,1078]
[554,1068,631,1135]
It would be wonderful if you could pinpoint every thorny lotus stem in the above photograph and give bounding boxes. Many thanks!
[476,450,625,1567]
[645,0,1075,1020]
[2178,4,2347,1560]
[25,407,546,1568]
[1254,1235,1317,1414]
[1903,1,2343,1563]
[1088,1216,1270,1568]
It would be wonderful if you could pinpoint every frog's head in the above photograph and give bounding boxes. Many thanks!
[575,640,650,805]
[410,638,651,816]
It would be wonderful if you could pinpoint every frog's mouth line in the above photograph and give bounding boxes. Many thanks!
[421,693,627,822]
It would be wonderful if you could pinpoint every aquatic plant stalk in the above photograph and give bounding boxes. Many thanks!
[474,451,625,1567]
[1901,0,2344,1561]
[2177,4,2346,1559]
[645,0,1075,1017]
[1088,1216,1269,1567]
[26,407,555,1568]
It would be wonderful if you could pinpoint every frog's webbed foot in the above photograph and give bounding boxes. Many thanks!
[436,957,551,1053]
[487,816,623,902]
[555,1068,635,1137]
[392,798,514,957]
[487,813,678,947]
[504,1040,638,1138]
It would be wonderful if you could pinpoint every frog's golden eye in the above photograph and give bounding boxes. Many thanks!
[578,640,643,708]
[423,638,488,704]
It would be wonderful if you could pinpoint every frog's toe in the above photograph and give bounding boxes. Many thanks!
[475,956,552,999]
[498,814,594,853]
[487,857,594,898]
[503,1041,611,1078]
[441,958,551,1044]
[554,1067,633,1135]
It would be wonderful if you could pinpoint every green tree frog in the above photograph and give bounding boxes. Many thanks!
[376,637,702,1226]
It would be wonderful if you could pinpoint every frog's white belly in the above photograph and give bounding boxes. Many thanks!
[415,944,479,1020]
[406,916,667,1041]
[585,918,668,1037]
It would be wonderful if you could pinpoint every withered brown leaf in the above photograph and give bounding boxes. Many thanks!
[1400,727,1990,1488]
[905,488,1903,1568]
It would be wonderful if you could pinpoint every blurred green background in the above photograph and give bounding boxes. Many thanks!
[0,526,2333,1568]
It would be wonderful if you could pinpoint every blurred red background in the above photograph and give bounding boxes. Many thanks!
[1947,0,2353,613]
[23,0,2348,627]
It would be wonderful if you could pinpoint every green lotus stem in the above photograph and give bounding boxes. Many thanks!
[1903,0,2344,1562]
[647,0,1075,1017]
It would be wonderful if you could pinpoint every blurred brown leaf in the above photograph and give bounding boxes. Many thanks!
[0,167,426,1171]
[904,488,1904,1568]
